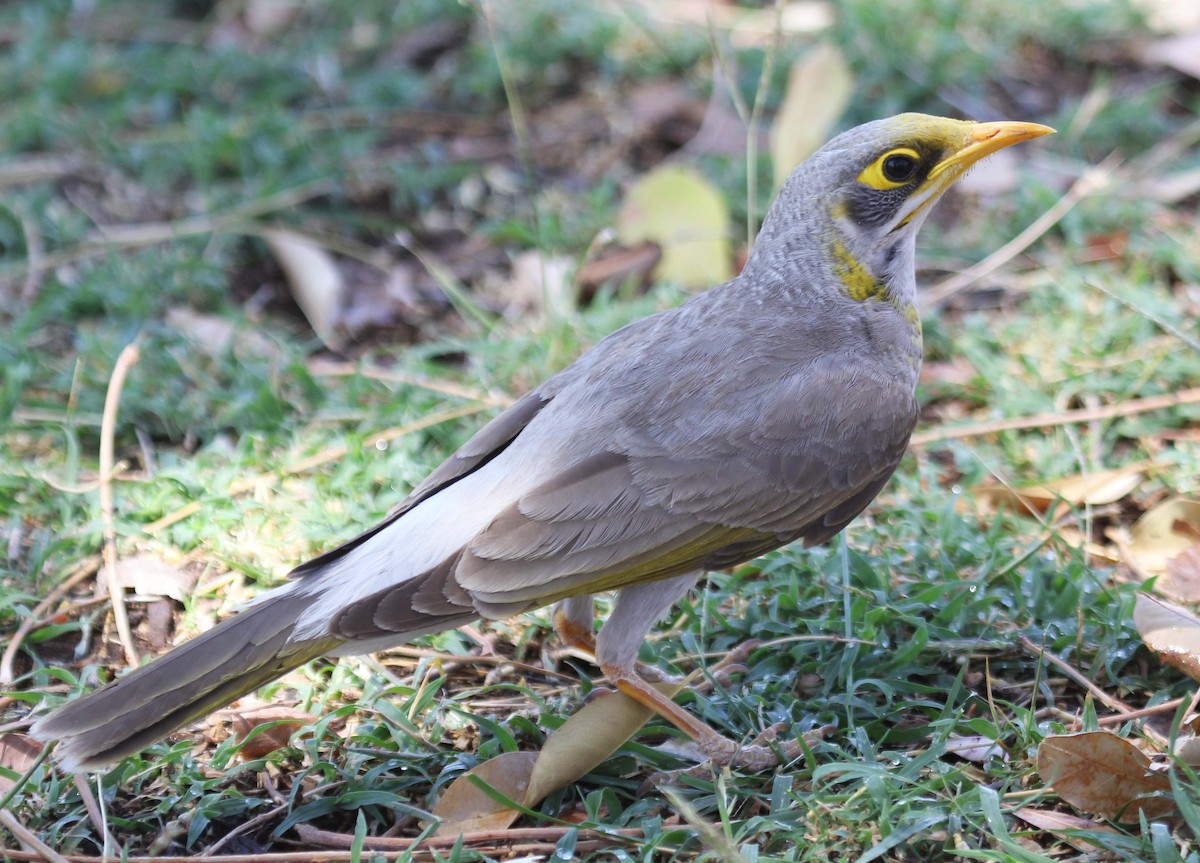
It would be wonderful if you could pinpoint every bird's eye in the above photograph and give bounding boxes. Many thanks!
[882,153,917,183]
[856,147,922,190]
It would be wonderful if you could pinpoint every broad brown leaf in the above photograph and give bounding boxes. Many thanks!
[1036,731,1174,823]
[1133,592,1200,681]
[429,750,538,837]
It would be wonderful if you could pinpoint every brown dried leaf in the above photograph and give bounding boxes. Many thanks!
[263,228,345,350]
[615,166,732,288]
[99,554,197,602]
[575,242,661,301]
[524,681,684,807]
[1036,732,1174,822]
[0,733,43,795]
[430,750,538,837]
[770,43,852,187]
[1173,734,1200,766]
[973,465,1145,517]
[946,734,1007,764]
[1134,592,1200,681]
[1132,0,1200,33]
[478,249,575,321]
[166,306,284,362]
[1162,547,1200,602]
[1138,32,1200,79]
[1128,497,1200,575]
[231,707,316,761]
[1014,807,1117,853]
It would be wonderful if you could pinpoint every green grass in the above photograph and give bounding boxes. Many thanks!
[3,0,1200,859]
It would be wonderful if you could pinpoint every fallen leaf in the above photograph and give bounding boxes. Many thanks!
[770,43,853,188]
[1174,734,1200,766]
[479,249,575,320]
[524,681,685,807]
[429,750,538,837]
[1128,497,1200,575]
[1014,807,1118,853]
[263,228,345,351]
[1137,32,1200,79]
[1036,731,1174,822]
[615,166,732,288]
[973,465,1145,517]
[946,733,1008,764]
[1132,0,1200,33]
[1134,592,1200,681]
[575,241,661,302]
[0,733,43,795]
[99,555,197,603]
[231,707,317,761]
[1162,546,1200,602]
[166,306,284,362]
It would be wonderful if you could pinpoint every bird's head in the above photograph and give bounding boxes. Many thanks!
[755,113,1054,312]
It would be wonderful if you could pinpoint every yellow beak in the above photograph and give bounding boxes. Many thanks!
[929,120,1056,180]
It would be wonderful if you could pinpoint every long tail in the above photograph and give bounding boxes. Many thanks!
[30,591,338,772]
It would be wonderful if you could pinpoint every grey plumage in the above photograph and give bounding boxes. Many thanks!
[31,113,1052,772]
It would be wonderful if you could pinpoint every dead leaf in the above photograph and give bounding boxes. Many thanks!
[1137,32,1200,79]
[1014,807,1118,853]
[615,166,732,288]
[770,43,853,188]
[1128,497,1200,575]
[1036,731,1174,822]
[946,734,1008,764]
[98,555,197,603]
[1134,592,1200,681]
[479,249,575,320]
[231,707,316,761]
[575,241,661,302]
[1132,0,1200,33]
[166,306,284,361]
[524,681,685,807]
[430,750,538,837]
[973,465,1145,517]
[1162,547,1200,602]
[0,733,43,795]
[263,228,345,350]
[1174,734,1200,766]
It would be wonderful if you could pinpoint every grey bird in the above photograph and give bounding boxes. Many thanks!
[32,113,1053,773]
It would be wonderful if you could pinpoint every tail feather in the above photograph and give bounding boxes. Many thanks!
[30,591,338,772]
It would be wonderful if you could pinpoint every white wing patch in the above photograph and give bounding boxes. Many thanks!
[285,443,558,642]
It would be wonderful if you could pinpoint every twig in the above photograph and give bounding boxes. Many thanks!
[0,826,646,863]
[99,340,141,668]
[0,181,334,282]
[294,823,644,850]
[71,774,122,857]
[742,0,784,251]
[923,153,1121,309]
[0,560,98,684]
[0,809,72,863]
[1019,636,1169,749]
[910,386,1200,447]
[306,359,512,408]
[142,402,489,535]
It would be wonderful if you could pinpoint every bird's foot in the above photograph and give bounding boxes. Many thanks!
[640,723,833,791]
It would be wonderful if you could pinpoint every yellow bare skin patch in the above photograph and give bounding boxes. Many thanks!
[857,147,921,190]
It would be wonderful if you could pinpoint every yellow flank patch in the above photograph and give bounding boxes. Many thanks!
[828,238,887,302]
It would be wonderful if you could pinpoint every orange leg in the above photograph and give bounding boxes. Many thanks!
[553,601,802,770]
